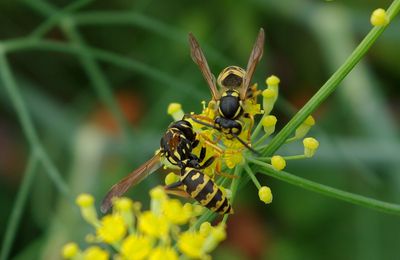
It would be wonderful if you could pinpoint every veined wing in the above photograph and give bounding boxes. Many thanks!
[101,153,162,213]
[241,28,265,100]
[189,33,220,100]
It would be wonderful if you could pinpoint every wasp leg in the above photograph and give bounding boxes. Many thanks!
[185,114,217,129]
[164,189,191,199]
[197,132,224,155]
[199,156,215,169]
[215,171,239,179]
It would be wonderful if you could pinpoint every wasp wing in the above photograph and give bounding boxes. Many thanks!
[101,153,162,213]
[189,33,220,100]
[241,28,265,100]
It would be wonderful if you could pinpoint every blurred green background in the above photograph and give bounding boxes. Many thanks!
[1,0,399,259]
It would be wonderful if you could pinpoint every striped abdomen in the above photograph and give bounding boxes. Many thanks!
[181,168,233,215]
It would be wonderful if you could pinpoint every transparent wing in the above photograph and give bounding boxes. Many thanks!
[189,33,220,100]
[241,28,265,100]
[101,153,162,213]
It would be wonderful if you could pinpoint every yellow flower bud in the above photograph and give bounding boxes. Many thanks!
[271,155,286,171]
[262,115,277,136]
[258,186,273,204]
[139,211,169,238]
[97,215,127,244]
[167,103,184,121]
[266,75,280,86]
[262,89,277,115]
[120,235,152,260]
[76,193,94,207]
[165,172,180,186]
[83,246,109,260]
[293,115,315,140]
[62,242,79,259]
[303,137,320,157]
[114,197,133,211]
[178,231,206,259]
[149,247,178,260]
[370,8,389,26]
[200,222,212,236]
[76,194,98,226]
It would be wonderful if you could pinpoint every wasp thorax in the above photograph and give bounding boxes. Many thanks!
[217,66,246,88]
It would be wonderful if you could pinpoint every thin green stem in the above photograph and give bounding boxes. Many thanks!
[24,0,94,38]
[247,157,400,216]
[282,155,307,160]
[0,52,71,197]
[244,164,261,189]
[253,132,271,147]
[0,152,39,260]
[2,39,203,96]
[261,0,400,156]
[61,19,131,139]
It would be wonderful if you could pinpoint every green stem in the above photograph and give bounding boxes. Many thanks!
[247,157,400,216]
[2,39,203,97]
[0,152,39,260]
[261,0,400,156]
[0,53,71,197]
[244,164,261,189]
[60,19,131,139]
[23,0,94,38]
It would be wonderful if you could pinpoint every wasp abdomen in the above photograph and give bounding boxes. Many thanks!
[182,168,233,215]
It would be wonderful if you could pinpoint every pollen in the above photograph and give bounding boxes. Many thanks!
[271,155,286,171]
[266,75,280,86]
[258,186,273,204]
[178,231,206,259]
[370,8,389,26]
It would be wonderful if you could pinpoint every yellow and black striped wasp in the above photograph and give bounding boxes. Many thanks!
[101,119,232,215]
[187,28,265,153]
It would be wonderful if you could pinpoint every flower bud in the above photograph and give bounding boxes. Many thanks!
[303,137,320,158]
[76,194,98,226]
[167,103,184,121]
[258,186,273,204]
[294,115,315,140]
[165,172,180,186]
[271,155,286,171]
[370,8,389,26]
[62,242,80,259]
[262,115,277,136]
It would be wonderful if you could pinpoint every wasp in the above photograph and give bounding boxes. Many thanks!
[165,163,233,215]
[101,119,232,215]
[187,28,265,153]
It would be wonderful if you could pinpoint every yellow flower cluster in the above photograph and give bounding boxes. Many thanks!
[62,187,226,260]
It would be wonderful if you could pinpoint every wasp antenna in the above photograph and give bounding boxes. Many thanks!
[232,134,260,156]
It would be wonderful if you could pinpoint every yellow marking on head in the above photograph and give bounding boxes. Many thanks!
[231,91,239,97]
